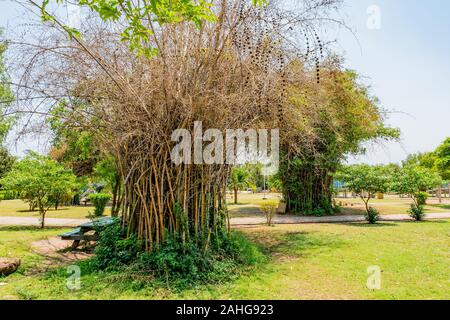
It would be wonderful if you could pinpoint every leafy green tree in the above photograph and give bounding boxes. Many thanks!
[391,165,442,207]
[435,138,450,181]
[402,152,437,169]
[336,164,392,214]
[47,101,100,176]
[0,146,15,180]
[230,166,251,205]
[281,68,399,215]
[93,156,121,216]
[1,154,78,228]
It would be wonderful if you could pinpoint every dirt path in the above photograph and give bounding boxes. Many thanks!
[1,212,449,228]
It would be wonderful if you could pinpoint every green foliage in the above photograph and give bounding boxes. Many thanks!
[435,138,450,181]
[408,203,425,221]
[40,0,216,58]
[93,157,119,191]
[92,218,141,269]
[0,153,78,227]
[91,220,264,290]
[402,152,436,169]
[336,164,392,199]
[0,29,16,143]
[336,164,392,216]
[47,101,100,176]
[260,200,277,226]
[403,138,450,182]
[391,165,442,206]
[365,207,379,224]
[281,68,399,215]
[0,146,15,181]
[39,1,268,58]
[415,191,428,206]
[230,166,251,204]
[89,193,111,217]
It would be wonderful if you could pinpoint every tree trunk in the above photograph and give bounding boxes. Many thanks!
[40,211,45,229]
[111,174,121,217]
[234,187,238,205]
[282,165,334,215]
[55,200,59,211]
[438,186,442,204]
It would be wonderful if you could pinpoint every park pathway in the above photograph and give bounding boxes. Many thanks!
[0,212,449,227]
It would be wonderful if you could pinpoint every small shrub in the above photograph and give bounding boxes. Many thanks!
[409,203,425,221]
[415,192,428,206]
[89,193,111,217]
[365,207,379,224]
[260,201,277,226]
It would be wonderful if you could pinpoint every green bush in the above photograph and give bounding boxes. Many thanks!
[0,190,19,200]
[89,193,111,217]
[415,192,428,206]
[365,207,379,224]
[92,218,141,269]
[91,220,265,290]
[408,203,425,221]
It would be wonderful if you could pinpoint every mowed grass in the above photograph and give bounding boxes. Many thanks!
[337,196,450,215]
[0,200,107,219]
[1,220,449,300]
[226,193,450,217]
[0,226,70,274]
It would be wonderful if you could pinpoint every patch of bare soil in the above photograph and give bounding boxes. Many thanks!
[30,237,94,274]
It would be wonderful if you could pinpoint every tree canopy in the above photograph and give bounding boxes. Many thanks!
[1,153,78,228]
[391,165,442,206]
[336,164,392,213]
[435,138,450,181]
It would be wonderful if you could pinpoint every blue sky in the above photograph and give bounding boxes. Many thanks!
[334,0,450,164]
[0,0,449,164]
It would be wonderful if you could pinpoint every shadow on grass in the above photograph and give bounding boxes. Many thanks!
[244,228,345,262]
[0,225,68,232]
[429,204,450,210]
[337,222,398,228]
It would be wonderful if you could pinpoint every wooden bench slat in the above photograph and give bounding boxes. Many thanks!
[59,227,82,237]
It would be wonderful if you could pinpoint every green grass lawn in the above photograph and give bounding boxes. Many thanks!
[1,196,448,221]
[0,200,106,219]
[226,193,450,217]
[1,220,449,300]
[0,226,70,282]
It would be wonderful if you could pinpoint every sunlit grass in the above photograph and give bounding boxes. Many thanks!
[1,220,449,300]
[0,200,109,219]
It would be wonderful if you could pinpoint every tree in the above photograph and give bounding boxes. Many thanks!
[230,167,251,205]
[1,154,78,228]
[391,165,442,207]
[281,67,399,215]
[435,138,450,181]
[93,156,121,216]
[336,164,392,214]
[0,147,15,180]
[14,0,344,250]
[402,152,437,169]
[47,101,100,177]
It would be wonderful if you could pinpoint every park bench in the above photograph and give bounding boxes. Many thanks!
[59,217,116,250]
